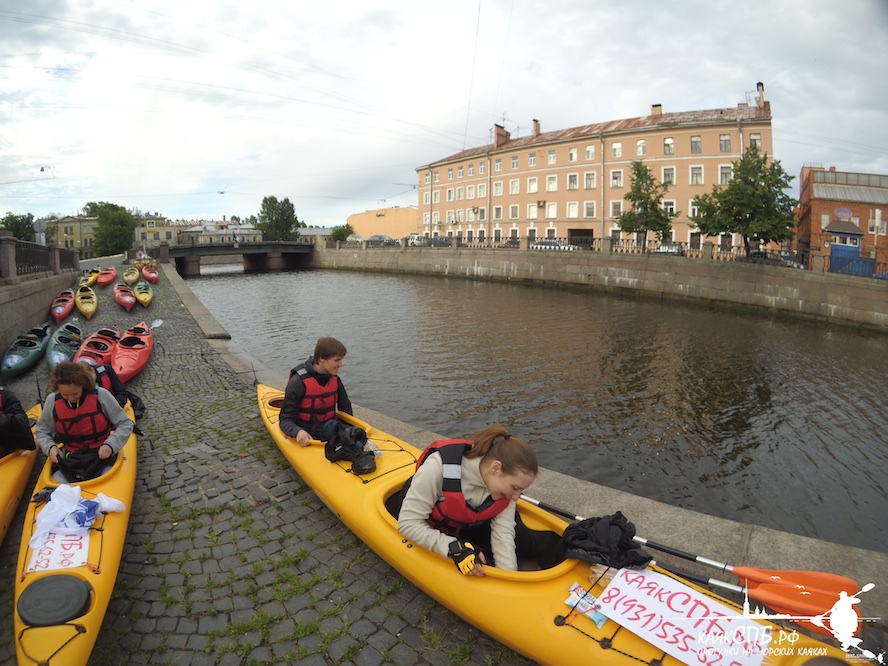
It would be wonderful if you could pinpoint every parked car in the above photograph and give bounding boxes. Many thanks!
[650,242,685,256]
[529,239,580,251]
[427,236,454,247]
[345,234,366,244]
[405,233,428,247]
[498,238,520,249]
[367,234,397,246]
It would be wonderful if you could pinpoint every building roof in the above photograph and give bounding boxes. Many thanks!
[419,103,771,169]
[813,183,888,205]
[824,218,864,235]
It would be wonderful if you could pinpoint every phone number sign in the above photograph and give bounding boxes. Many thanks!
[27,531,90,572]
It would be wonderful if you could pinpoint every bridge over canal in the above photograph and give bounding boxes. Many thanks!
[159,240,314,277]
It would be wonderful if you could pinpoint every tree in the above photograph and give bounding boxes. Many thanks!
[1,212,36,241]
[330,224,353,242]
[616,161,678,245]
[257,196,301,241]
[85,201,138,255]
[691,146,798,255]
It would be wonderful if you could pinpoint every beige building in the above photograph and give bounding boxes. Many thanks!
[53,215,98,259]
[346,206,419,240]
[416,83,773,247]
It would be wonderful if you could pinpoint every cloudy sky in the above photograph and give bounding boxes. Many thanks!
[1,1,886,226]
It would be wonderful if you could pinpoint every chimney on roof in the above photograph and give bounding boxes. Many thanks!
[494,124,511,148]
[651,104,662,116]
[756,82,765,109]
[532,119,541,137]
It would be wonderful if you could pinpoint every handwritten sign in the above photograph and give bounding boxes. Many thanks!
[598,568,768,666]
[27,531,90,572]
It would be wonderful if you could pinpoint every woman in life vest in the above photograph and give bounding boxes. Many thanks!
[35,361,133,482]
[397,426,562,577]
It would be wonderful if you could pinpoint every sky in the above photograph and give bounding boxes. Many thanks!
[1,0,887,226]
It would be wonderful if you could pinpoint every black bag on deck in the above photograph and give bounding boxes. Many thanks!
[55,448,118,482]
[561,511,652,569]
[324,422,376,475]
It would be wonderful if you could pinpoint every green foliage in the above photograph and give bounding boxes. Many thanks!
[691,146,798,253]
[85,201,138,255]
[1,212,36,241]
[330,223,353,242]
[257,196,302,241]
[616,161,677,244]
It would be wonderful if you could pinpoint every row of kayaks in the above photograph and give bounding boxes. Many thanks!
[1,321,155,383]
[80,264,158,290]
[51,276,154,324]
[1,403,137,665]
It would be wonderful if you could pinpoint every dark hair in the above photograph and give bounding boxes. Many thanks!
[465,425,538,477]
[49,361,96,392]
[313,337,347,363]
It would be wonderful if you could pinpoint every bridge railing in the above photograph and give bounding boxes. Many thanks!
[0,233,80,284]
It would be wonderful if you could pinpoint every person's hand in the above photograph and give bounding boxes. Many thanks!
[98,444,113,459]
[296,430,311,447]
[448,541,486,577]
[49,445,62,463]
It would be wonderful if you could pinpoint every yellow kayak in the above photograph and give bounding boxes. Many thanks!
[133,281,153,308]
[122,267,140,285]
[74,285,97,319]
[256,384,849,666]
[0,406,39,545]
[14,403,137,666]
[80,268,100,287]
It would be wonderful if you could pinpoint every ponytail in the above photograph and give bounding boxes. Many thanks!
[466,426,538,477]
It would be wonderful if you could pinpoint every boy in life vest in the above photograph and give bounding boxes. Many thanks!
[0,385,36,456]
[280,337,352,447]
[396,426,565,576]
[35,361,133,483]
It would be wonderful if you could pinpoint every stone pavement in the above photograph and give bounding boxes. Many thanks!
[0,263,533,666]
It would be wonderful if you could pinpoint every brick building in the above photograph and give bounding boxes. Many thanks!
[416,83,773,247]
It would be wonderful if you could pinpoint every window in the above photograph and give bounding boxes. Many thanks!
[446,188,454,202]
[479,162,486,174]
[446,210,454,223]
[448,168,453,180]
[467,207,475,222]
[493,181,503,196]
[527,176,538,194]
[468,164,474,176]
[424,173,430,184]
[584,201,596,218]
[423,192,430,204]
[509,204,519,219]
[494,158,502,172]
[528,152,536,167]
[868,213,887,235]
[566,202,578,219]
[568,147,578,162]
[527,204,538,220]
[610,201,623,217]
[820,213,830,229]
[432,191,440,204]
[585,145,595,160]
[612,142,622,158]
[636,139,646,156]
[662,167,675,185]
[546,228,557,240]
[511,156,518,169]
[611,170,623,187]
[664,137,674,155]
[662,200,675,214]
[690,166,703,185]
[433,171,439,182]
[467,185,475,199]
[456,209,464,223]
[465,229,473,242]
[567,174,578,190]
[493,206,503,220]
[719,166,732,185]
[719,134,731,152]
[478,183,487,198]
[457,166,463,178]
[477,207,486,220]
[509,179,519,195]
[548,150,557,164]
[432,211,440,223]
[546,203,557,219]
[456,187,464,200]
[423,212,430,225]
[690,136,702,153]
[689,201,700,218]
[584,172,597,189]
[546,175,557,192]
[689,232,701,250]
[750,133,762,150]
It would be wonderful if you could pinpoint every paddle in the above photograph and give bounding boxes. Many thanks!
[149,318,163,330]
[518,494,859,597]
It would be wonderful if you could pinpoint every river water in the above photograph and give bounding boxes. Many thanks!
[187,265,888,553]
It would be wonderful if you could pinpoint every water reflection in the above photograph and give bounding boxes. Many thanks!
[189,266,888,552]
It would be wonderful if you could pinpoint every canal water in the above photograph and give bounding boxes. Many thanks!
[188,265,888,553]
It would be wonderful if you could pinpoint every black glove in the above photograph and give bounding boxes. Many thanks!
[448,540,481,575]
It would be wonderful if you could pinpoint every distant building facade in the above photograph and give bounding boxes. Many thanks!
[795,166,888,267]
[54,215,98,259]
[416,83,773,247]
[346,206,419,240]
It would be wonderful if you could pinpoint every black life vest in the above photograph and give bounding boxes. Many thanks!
[415,439,510,535]
[294,365,338,426]
[52,389,111,452]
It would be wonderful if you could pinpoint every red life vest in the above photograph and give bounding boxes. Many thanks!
[415,439,510,535]
[295,366,338,426]
[94,365,113,392]
[52,389,111,452]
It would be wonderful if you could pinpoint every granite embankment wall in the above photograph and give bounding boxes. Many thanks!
[0,273,77,354]
[311,245,888,332]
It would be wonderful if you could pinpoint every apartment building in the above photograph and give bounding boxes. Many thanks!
[795,166,888,266]
[416,83,772,247]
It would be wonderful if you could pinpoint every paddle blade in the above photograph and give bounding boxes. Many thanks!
[733,566,858,596]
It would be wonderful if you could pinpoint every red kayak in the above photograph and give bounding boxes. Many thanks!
[49,289,75,324]
[72,326,120,367]
[141,265,159,283]
[113,283,137,311]
[97,266,118,288]
[111,321,154,382]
